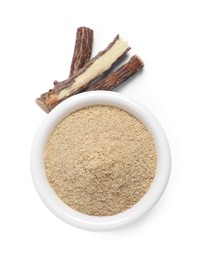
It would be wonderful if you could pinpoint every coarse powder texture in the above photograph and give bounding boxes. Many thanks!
[44,105,157,216]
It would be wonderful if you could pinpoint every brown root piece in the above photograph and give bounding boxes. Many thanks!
[36,35,130,112]
[69,27,93,77]
[86,55,144,92]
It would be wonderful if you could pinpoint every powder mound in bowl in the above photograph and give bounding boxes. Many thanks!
[44,105,157,216]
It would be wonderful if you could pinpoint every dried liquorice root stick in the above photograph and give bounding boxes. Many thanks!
[86,55,144,92]
[69,27,93,77]
[53,27,93,86]
[36,35,130,112]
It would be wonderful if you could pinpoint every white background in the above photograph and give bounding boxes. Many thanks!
[0,0,206,259]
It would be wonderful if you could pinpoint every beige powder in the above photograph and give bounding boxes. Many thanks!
[44,105,157,216]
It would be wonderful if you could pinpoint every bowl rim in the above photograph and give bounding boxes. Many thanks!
[30,91,171,231]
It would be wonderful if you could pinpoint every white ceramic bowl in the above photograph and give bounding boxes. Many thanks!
[31,91,171,231]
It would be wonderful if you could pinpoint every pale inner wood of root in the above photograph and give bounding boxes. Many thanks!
[58,38,129,100]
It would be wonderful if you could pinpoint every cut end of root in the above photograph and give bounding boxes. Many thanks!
[35,99,50,113]
[135,55,144,67]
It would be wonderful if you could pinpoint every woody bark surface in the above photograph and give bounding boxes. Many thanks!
[53,27,93,86]
[36,35,130,112]
[86,55,144,92]
[69,27,93,77]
